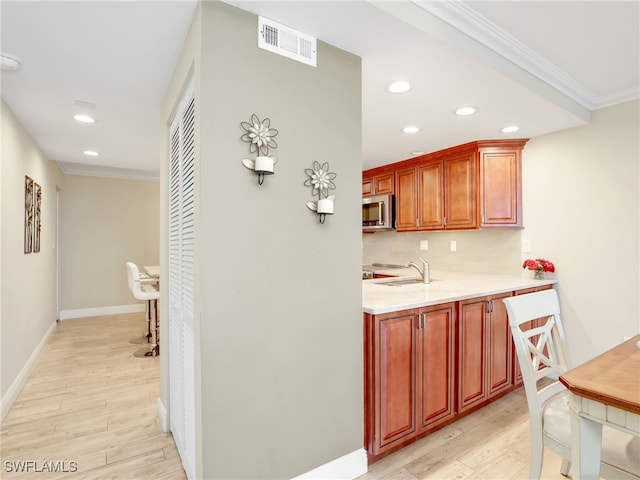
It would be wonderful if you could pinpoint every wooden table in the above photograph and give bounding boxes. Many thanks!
[559,334,640,479]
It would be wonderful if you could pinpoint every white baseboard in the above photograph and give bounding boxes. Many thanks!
[1,320,58,422]
[157,397,169,432]
[292,448,368,480]
[59,304,144,320]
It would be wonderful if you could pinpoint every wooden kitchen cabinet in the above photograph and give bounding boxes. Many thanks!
[395,158,454,231]
[363,171,394,196]
[487,292,513,397]
[364,139,528,232]
[364,303,455,457]
[417,303,455,430]
[458,297,487,411]
[458,292,513,414]
[418,161,445,230]
[364,282,557,461]
[479,144,523,228]
[365,310,417,454]
[394,167,418,230]
[444,152,477,229]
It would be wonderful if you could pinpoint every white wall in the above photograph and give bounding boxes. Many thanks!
[59,175,159,313]
[521,100,639,364]
[1,100,62,417]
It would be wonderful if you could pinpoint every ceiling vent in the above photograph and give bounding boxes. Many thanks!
[258,16,316,67]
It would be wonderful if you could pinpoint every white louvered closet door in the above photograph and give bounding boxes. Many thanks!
[168,79,196,480]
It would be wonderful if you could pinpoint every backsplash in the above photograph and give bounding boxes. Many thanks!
[363,229,522,275]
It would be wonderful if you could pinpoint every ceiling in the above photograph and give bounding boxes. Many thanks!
[2,1,638,181]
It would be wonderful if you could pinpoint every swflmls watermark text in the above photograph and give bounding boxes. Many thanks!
[4,460,78,473]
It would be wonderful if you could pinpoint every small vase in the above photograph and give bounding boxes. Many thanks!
[533,269,545,280]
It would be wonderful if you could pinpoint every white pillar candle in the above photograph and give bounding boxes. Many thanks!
[254,156,274,173]
[317,198,334,214]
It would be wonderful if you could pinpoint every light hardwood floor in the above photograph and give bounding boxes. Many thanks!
[3,313,574,480]
[357,390,572,480]
[1,313,186,479]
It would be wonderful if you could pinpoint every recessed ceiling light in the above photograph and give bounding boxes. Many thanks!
[402,125,420,134]
[411,151,425,156]
[0,52,22,71]
[83,150,100,157]
[387,81,412,94]
[73,114,96,123]
[501,125,520,133]
[455,106,478,116]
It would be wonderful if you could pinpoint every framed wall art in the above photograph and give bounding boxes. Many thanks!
[24,176,34,254]
[33,182,41,252]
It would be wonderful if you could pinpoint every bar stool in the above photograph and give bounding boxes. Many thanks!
[126,262,157,344]
[126,262,160,357]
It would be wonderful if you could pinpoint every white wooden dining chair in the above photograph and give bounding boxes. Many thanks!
[503,289,639,479]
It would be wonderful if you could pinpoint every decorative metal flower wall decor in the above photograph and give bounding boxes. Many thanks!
[305,161,337,224]
[240,114,279,185]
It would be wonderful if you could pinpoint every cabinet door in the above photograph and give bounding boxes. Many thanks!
[445,153,477,229]
[417,304,454,430]
[487,292,513,397]
[458,297,487,412]
[480,150,521,227]
[395,167,418,231]
[417,161,444,230]
[374,312,417,450]
[363,173,395,196]
[362,177,374,196]
[375,173,395,195]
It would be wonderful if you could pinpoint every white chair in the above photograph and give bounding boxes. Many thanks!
[126,262,158,344]
[503,289,639,479]
[126,262,160,357]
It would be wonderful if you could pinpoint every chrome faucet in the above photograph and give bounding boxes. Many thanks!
[405,257,430,284]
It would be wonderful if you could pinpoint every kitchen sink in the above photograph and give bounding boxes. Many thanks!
[376,278,440,286]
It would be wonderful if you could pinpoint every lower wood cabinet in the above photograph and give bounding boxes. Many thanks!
[364,287,546,461]
[364,303,455,457]
[417,304,455,429]
[458,292,513,414]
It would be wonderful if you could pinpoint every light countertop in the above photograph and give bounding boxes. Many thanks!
[363,269,556,315]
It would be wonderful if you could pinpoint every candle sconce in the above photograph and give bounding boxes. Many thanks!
[240,114,278,185]
[304,161,336,224]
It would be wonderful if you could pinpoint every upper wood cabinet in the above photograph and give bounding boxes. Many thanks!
[395,166,418,230]
[362,170,394,196]
[444,152,477,229]
[395,153,477,231]
[418,161,445,230]
[365,139,528,232]
[479,145,523,228]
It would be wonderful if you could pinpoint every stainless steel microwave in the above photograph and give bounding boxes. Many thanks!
[363,194,395,231]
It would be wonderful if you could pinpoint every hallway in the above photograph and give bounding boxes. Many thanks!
[1,313,186,479]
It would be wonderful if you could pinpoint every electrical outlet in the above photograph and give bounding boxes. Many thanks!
[522,239,531,253]
[450,240,457,252]
[420,240,429,251]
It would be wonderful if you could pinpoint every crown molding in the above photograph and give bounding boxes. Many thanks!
[410,0,628,111]
[56,161,159,182]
